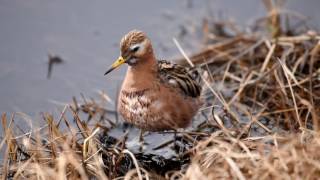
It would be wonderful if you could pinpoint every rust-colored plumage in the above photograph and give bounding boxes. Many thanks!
[105,30,202,131]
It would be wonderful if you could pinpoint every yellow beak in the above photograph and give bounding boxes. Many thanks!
[104,56,126,75]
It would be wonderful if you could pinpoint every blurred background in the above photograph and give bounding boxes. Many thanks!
[0,0,319,115]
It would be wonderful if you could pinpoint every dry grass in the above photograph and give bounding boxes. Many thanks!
[184,130,320,180]
[1,0,320,179]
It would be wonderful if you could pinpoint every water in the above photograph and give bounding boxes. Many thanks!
[0,0,319,114]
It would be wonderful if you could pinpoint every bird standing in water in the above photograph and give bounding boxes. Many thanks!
[105,30,202,132]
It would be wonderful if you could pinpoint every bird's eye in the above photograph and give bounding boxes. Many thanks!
[131,46,140,52]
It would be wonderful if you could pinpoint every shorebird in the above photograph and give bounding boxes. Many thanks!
[105,30,202,131]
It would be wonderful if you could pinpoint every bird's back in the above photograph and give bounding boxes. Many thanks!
[156,60,202,98]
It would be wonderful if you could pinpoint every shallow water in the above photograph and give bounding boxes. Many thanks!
[0,0,319,114]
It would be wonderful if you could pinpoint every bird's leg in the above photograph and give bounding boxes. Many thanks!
[139,129,145,152]
[139,129,145,142]
[173,129,179,152]
[174,129,185,156]
[173,129,177,142]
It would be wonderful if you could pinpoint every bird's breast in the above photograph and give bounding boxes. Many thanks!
[118,86,201,131]
[119,89,151,117]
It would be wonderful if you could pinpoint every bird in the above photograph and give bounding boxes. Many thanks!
[104,30,202,131]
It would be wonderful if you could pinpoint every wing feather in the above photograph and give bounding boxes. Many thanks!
[157,60,201,98]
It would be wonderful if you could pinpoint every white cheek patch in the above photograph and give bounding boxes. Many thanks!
[128,58,137,64]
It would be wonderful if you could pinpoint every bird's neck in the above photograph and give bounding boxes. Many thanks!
[121,55,157,91]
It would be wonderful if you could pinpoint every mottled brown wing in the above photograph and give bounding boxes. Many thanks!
[157,60,201,98]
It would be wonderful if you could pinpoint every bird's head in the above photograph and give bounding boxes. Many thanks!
[105,30,154,75]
